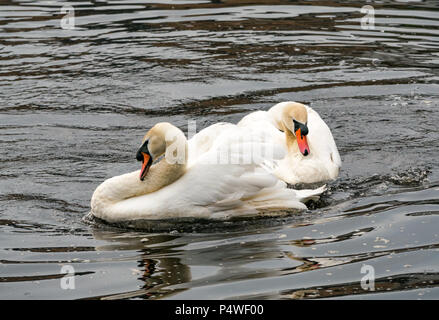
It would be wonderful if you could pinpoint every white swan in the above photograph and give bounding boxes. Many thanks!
[238,101,341,184]
[90,122,325,223]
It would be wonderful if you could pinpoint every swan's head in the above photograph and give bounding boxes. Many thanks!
[282,102,310,156]
[136,122,186,181]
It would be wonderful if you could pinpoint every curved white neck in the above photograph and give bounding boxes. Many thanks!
[280,121,300,156]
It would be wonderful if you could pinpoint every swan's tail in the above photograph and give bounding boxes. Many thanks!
[248,183,326,209]
[239,182,327,214]
[294,185,327,202]
[209,184,326,219]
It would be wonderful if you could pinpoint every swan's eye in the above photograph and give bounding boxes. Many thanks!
[293,120,309,136]
[136,140,149,161]
[301,123,309,136]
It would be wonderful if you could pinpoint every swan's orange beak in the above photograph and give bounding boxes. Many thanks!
[140,152,152,181]
[296,128,310,156]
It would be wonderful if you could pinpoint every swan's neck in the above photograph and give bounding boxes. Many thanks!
[93,158,186,207]
[92,133,188,208]
[137,126,188,196]
[141,157,186,194]
[280,122,300,155]
[269,104,299,154]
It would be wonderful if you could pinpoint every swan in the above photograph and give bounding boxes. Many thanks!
[90,122,326,223]
[238,101,341,184]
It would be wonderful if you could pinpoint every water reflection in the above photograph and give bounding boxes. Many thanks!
[281,272,439,299]
[86,229,190,299]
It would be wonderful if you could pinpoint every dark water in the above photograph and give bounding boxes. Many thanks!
[1,0,439,299]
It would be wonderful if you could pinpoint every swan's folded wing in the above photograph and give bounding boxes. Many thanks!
[173,126,301,217]
[206,124,286,163]
[172,162,308,219]
[187,122,236,166]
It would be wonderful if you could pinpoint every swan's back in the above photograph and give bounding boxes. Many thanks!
[187,122,235,166]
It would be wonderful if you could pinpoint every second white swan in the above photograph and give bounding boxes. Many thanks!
[238,101,341,184]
